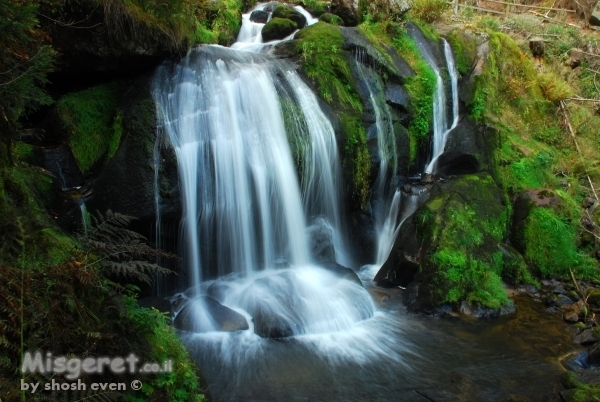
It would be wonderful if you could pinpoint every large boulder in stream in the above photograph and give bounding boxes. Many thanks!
[262,18,298,41]
[238,268,372,338]
[319,261,362,286]
[379,173,514,312]
[173,296,249,333]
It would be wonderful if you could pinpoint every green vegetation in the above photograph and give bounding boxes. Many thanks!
[57,82,125,174]
[359,19,437,164]
[523,207,596,278]
[561,371,600,401]
[341,115,370,209]
[409,0,448,23]
[418,174,513,308]
[124,295,205,402]
[0,157,205,399]
[0,0,54,165]
[296,22,370,209]
[296,22,362,111]
[262,18,298,41]
[444,30,477,76]
[319,13,344,25]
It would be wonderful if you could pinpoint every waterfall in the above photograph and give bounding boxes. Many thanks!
[153,5,363,336]
[353,51,404,269]
[79,201,88,236]
[365,33,459,273]
[418,38,459,173]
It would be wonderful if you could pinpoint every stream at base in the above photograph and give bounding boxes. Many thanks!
[182,293,575,401]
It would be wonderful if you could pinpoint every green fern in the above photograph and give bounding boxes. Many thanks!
[80,210,176,285]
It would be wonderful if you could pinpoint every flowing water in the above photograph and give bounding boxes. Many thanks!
[153,6,573,400]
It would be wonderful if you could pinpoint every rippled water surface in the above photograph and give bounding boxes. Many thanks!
[182,289,576,402]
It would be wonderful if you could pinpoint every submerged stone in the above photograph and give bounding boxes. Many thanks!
[173,296,249,333]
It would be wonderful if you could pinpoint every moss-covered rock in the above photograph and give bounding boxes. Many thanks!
[512,190,597,279]
[55,82,125,175]
[272,4,307,28]
[381,173,515,309]
[262,17,298,41]
[319,13,344,25]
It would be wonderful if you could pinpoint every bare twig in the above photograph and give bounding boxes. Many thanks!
[564,97,600,102]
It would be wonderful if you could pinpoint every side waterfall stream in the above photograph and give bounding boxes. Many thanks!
[152,5,577,400]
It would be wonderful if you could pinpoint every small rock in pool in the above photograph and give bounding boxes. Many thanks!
[556,294,575,306]
[574,329,599,345]
[564,311,579,323]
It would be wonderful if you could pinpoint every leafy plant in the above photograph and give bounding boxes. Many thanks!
[409,0,448,23]
[81,210,175,285]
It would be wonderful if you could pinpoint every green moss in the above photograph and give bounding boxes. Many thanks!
[358,20,437,165]
[58,82,125,174]
[444,30,477,76]
[300,0,327,14]
[523,207,597,279]
[210,0,243,45]
[262,18,298,41]
[419,174,514,308]
[560,372,600,402]
[296,22,362,111]
[124,296,204,402]
[13,142,34,163]
[280,97,309,177]
[319,13,344,25]
[341,114,370,210]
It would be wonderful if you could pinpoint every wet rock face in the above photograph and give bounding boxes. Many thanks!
[45,3,184,80]
[307,218,336,263]
[86,76,180,225]
[330,0,359,26]
[250,10,269,23]
[318,261,362,286]
[435,118,497,175]
[173,296,249,333]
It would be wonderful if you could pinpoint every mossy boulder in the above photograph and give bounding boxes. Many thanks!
[272,4,307,28]
[511,189,596,279]
[87,76,180,226]
[53,82,125,175]
[319,13,344,25]
[262,18,298,41]
[380,173,514,310]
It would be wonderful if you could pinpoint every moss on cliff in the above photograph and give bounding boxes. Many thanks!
[359,20,436,165]
[296,22,370,209]
[57,82,125,174]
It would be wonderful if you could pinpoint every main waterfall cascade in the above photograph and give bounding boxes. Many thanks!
[152,2,460,396]
[153,3,372,338]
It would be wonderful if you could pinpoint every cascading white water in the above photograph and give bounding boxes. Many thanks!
[423,38,459,173]
[79,201,88,236]
[363,33,459,276]
[153,4,363,336]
